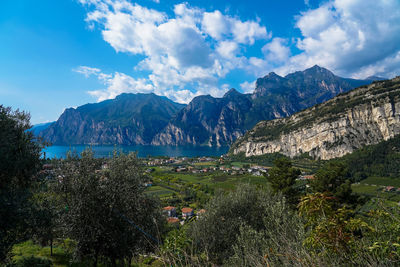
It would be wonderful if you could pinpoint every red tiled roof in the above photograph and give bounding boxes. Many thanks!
[181,207,193,213]
[163,206,176,211]
[167,217,180,223]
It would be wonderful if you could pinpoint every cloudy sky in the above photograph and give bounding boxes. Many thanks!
[1,0,400,124]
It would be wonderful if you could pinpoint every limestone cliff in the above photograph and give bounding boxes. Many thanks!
[231,77,400,160]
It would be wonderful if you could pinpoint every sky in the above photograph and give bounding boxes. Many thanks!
[1,0,400,124]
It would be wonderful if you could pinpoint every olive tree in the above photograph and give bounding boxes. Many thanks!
[0,105,43,261]
[189,184,298,264]
[56,149,164,266]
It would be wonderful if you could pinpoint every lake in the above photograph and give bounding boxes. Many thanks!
[43,145,230,158]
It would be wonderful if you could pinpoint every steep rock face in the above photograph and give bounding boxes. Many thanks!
[152,90,253,146]
[153,65,373,146]
[40,93,185,145]
[231,77,400,160]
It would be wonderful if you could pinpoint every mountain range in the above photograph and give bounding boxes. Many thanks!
[38,65,376,146]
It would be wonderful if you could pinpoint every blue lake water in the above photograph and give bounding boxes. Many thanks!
[43,145,230,158]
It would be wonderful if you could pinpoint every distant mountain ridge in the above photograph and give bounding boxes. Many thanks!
[39,93,185,145]
[38,66,376,146]
[152,65,374,146]
[31,122,54,136]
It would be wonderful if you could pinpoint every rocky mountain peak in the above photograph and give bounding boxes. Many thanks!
[223,88,242,98]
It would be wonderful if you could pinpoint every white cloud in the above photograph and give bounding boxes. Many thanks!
[276,0,400,78]
[78,0,270,102]
[216,41,239,59]
[240,80,256,94]
[262,37,290,63]
[202,10,268,44]
[202,10,229,40]
[73,66,101,77]
[85,69,155,101]
[76,66,227,104]
[77,0,400,105]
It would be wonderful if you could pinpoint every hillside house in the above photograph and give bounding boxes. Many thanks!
[181,207,194,219]
[163,206,177,217]
[167,217,180,225]
[384,186,396,192]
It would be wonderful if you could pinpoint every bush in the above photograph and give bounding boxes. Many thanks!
[8,255,52,267]
[189,184,299,264]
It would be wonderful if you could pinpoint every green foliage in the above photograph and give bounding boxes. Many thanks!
[336,134,400,180]
[160,227,194,265]
[189,184,286,264]
[226,194,307,266]
[298,193,371,254]
[267,157,301,206]
[9,240,71,267]
[364,207,400,261]
[54,149,165,264]
[8,255,52,267]
[228,151,286,166]
[0,105,44,262]
[309,162,358,205]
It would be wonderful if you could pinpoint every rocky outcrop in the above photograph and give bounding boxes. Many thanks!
[152,90,253,146]
[231,77,400,160]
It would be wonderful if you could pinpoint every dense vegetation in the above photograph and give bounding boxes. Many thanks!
[1,105,400,266]
[336,134,400,180]
[0,105,44,261]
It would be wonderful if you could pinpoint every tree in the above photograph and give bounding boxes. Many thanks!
[309,162,357,205]
[0,105,43,261]
[55,149,164,266]
[298,193,370,256]
[267,157,301,206]
[189,184,286,264]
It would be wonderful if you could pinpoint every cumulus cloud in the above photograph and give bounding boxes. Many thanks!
[240,80,256,94]
[75,66,228,104]
[262,38,291,63]
[276,0,400,78]
[78,0,269,101]
[202,10,268,44]
[77,0,400,104]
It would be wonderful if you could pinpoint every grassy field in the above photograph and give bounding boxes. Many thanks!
[352,183,400,202]
[10,240,71,267]
[146,185,175,198]
[10,240,163,267]
[359,176,400,187]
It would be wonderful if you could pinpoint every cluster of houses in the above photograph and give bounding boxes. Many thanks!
[163,206,206,225]
[174,165,269,176]
[146,156,219,167]
[146,158,178,166]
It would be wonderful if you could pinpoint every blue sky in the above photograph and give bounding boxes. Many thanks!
[1,0,400,124]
